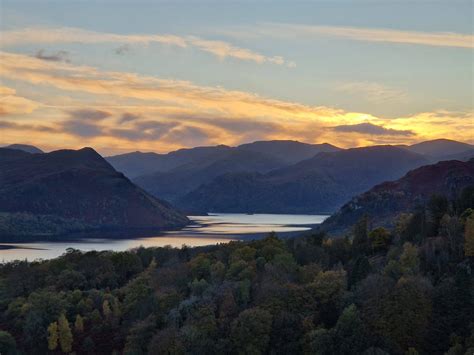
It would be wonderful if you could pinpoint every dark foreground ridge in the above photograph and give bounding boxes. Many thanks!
[0,147,189,240]
[321,159,474,234]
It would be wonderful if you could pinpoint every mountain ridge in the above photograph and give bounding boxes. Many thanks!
[320,158,474,235]
[0,147,189,239]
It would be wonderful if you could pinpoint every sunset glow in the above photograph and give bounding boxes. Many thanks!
[1,1,472,154]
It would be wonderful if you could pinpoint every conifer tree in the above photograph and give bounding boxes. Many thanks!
[47,321,59,351]
[58,314,73,353]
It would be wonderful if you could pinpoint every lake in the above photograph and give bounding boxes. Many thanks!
[0,213,328,262]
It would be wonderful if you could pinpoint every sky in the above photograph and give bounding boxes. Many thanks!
[0,0,472,155]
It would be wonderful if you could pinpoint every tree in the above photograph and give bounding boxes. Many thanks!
[464,215,474,257]
[124,315,157,355]
[369,228,392,252]
[103,299,112,319]
[348,256,371,289]
[0,331,17,355]
[47,321,59,351]
[427,194,449,236]
[230,307,273,354]
[58,314,73,353]
[333,304,370,354]
[74,314,84,333]
[399,243,419,275]
[352,216,369,255]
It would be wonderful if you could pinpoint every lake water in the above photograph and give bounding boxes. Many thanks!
[0,213,328,263]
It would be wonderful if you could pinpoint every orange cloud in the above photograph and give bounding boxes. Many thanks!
[0,51,472,154]
[0,85,41,115]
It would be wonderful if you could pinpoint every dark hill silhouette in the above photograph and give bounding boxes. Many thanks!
[237,140,340,164]
[107,140,340,179]
[4,144,43,154]
[0,148,188,239]
[321,159,474,234]
[133,149,286,203]
[407,139,473,158]
[177,146,429,214]
[106,145,233,178]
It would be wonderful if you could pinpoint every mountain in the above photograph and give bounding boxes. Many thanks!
[440,149,474,162]
[106,145,232,179]
[237,140,340,164]
[107,140,340,179]
[0,147,188,239]
[321,159,474,234]
[177,145,429,214]
[4,144,44,154]
[407,139,473,159]
[133,149,286,203]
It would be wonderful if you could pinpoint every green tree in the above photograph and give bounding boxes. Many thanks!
[0,331,17,355]
[230,307,272,354]
[369,228,392,252]
[348,256,371,289]
[124,315,156,355]
[352,215,370,255]
[427,194,449,236]
[58,314,73,353]
[47,321,59,351]
[103,299,112,319]
[465,215,474,257]
[400,243,420,275]
[74,314,84,333]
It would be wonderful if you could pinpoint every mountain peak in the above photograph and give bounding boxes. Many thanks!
[4,144,43,154]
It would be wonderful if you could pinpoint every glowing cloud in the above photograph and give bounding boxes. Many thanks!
[0,51,472,154]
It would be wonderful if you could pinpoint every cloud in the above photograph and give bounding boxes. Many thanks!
[67,109,112,121]
[34,49,70,62]
[0,86,41,115]
[332,122,415,136]
[335,81,407,103]
[1,27,293,66]
[61,120,103,137]
[0,51,471,150]
[0,119,58,132]
[186,36,294,67]
[119,112,141,124]
[114,44,131,55]
[232,23,473,49]
[165,126,211,146]
[0,51,330,121]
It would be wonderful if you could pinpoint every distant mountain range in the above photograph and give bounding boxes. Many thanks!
[177,146,429,214]
[3,139,473,219]
[106,140,340,179]
[320,158,474,234]
[0,147,188,239]
[103,138,473,214]
[404,138,473,158]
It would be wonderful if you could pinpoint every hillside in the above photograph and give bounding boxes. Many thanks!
[107,140,340,179]
[407,139,474,159]
[106,145,232,178]
[3,144,44,154]
[0,148,188,239]
[237,140,340,164]
[133,149,286,202]
[178,146,429,214]
[321,159,474,234]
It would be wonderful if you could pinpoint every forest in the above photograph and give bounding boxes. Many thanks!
[0,189,473,355]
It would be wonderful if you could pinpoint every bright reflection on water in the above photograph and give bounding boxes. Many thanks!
[0,213,328,263]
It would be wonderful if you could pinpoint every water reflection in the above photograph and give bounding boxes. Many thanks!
[0,213,328,262]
